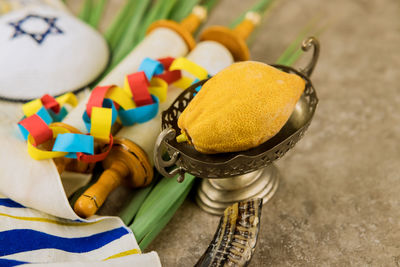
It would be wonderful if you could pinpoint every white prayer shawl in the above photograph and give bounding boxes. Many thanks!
[0,101,161,265]
[0,194,161,266]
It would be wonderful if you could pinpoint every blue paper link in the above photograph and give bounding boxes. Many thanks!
[138,58,164,81]
[36,107,53,125]
[52,133,94,155]
[118,95,159,126]
[82,98,118,132]
[17,123,29,140]
[49,107,68,122]
[82,111,91,132]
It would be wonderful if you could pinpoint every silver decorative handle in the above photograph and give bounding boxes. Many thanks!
[301,37,320,77]
[154,128,186,182]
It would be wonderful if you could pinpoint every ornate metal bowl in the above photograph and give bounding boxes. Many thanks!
[154,37,319,182]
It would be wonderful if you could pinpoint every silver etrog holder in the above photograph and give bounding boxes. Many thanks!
[154,37,320,215]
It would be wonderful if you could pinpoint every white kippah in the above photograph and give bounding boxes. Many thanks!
[0,3,109,101]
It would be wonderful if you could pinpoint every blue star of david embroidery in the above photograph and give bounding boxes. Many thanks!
[9,14,63,44]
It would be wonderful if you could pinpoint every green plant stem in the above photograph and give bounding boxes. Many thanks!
[275,16,320,65]
[88,0,108,29]
[138,184,191,250]
[108,0,152,71]
[201,0,219,12]
[130,174,196,243]
[119,174,159,225]
[280,47,302,66]
[104,0,137,51]
[135,0,178,45]
[277,18,326,66]
[276,37,306,65]
[78,0,93,23]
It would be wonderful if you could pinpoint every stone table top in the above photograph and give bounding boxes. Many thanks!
[66,0,400,265]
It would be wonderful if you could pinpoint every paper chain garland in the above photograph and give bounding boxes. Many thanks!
[18,57,208,163]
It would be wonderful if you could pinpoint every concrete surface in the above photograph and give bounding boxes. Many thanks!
[67,0,400,266]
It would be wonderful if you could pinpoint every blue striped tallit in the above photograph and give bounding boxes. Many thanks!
[0,196,161,266]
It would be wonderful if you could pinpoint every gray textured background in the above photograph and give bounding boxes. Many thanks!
[67,0,400,266]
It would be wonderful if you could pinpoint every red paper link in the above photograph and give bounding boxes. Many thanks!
[77,134,114,163]
[19,114,53,146]
[86,85,113,117]
[127,72,153,107]
[154,70,182,84]
[41,94,60,113]
[157,57,175,70]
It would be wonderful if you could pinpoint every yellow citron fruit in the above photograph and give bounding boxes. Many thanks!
[177,61,306,154]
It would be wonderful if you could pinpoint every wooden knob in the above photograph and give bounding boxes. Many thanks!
[74,138,153,218]
[146,6,207,51]
[199,13,260,61]
[233,19,256,41]
[74,161,128,218]
[180,6,207,34]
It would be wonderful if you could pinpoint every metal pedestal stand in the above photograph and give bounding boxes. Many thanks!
[196,165,279,215]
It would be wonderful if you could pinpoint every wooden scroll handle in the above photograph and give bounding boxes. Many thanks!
[199,12,260,61]
[147,6,207,51]
[74,138,153,218]
[180,5,207,34]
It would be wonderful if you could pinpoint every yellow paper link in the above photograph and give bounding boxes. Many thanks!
[27,126,70,160]
[173,77,195,89]
[123,76,133,98]
[90,107,112,142]
[22,99,43,117]
[105,86,136,110]
[55,92,78,108]
[149,78,168,103]
[169,57,208,80]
